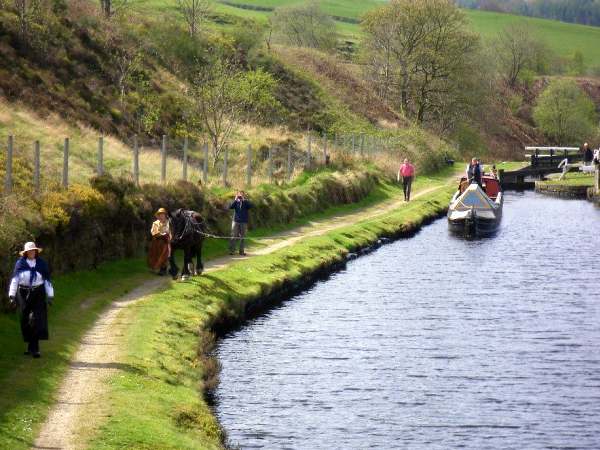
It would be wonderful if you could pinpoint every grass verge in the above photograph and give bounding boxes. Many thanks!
[538,171,596,187]
[0,259,153,448]
[86,185,455,449]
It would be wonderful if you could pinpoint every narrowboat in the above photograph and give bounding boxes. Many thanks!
[447,175,503,237]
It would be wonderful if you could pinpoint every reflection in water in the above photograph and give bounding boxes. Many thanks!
[215,192,600,449]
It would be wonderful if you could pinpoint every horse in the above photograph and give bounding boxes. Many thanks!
[168,208,206,280]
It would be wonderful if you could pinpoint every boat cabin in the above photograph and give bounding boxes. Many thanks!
[458,175,501,201]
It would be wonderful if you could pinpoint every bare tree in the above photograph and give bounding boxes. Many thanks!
[271,2,338,51]
[362,2,429,113]
[14,0,42,39]
[100,0,132,18]
[361,0,479,126]
[175,0,211,38]
[264,17,274,51]
[493,23,537,87]
[112,45,142,105]
[410,1,479,123]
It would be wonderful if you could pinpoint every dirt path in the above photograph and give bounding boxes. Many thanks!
[32,181,452,449]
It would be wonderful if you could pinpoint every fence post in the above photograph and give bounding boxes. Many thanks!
[133,134,140,186]
[97,136,104,176]
[62,137,69,189]
[595,164,600,193]
[334,133,338,152]
[182,136,188,182]
[322,134,328,165]
[33,140,40,194]
[4,135,13,194]
[268,146,274,184]
[203,143,208,185]
[360,134,365,158]
[307,134,312,170]
[246,145,252,187]
[161,135,167,184]
[287,147,292,181]
[223,146,228,187]
[352,134,356,155]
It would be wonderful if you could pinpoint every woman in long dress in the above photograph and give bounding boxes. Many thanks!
[147,208,172,276]
[8,242,54,358]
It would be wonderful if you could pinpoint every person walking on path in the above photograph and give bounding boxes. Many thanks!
[229,191,253,256]
[8,242,54,358]
[148,208,172,276]
[397,158,416,201]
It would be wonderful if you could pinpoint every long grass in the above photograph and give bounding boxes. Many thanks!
[0,100,204,187]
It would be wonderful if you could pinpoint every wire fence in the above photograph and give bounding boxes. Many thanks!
[0,132,398,196]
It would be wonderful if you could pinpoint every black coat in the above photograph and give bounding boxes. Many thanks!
[17,285,49,342]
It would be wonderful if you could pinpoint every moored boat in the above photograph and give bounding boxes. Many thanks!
[448,175,503,237]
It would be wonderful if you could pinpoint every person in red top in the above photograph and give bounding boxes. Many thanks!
[397,158,416,201]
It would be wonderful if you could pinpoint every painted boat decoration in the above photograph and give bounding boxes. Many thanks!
[448,175,503,237]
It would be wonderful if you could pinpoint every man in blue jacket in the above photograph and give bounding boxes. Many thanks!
[229,191,253,256]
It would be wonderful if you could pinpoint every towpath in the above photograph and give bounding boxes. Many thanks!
[33,179,454,449]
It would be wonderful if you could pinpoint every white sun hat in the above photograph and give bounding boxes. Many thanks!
[19,241,43,256]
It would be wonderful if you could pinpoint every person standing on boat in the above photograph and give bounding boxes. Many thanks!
[466,158,482,187]
[229,191,253,256]
[397,158,416,202]
[8,242,54,359]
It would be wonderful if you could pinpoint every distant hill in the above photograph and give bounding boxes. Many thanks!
[457,0,600,28]
[210,0,600,68]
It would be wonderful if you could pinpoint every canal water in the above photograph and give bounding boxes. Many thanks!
[214,192,600,449]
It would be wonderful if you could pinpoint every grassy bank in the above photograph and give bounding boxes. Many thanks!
[535,172,596,199]
[538,172,596,187]
[0,259,153,448]
[0,166,455,449]
[85,185,455,449]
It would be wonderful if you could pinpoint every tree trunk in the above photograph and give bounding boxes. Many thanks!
[400,64,409,114]
[102,0,111,18]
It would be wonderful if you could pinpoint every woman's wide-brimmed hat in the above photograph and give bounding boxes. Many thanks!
[19,241,42,256]
[155,207,168,218]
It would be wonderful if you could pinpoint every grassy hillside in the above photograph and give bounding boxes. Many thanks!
[186,0,600,65]
[466,10,600,67]
[0,100,204,187]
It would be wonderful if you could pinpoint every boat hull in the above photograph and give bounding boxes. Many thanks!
[447,180,503,238]
[448,212,501,237]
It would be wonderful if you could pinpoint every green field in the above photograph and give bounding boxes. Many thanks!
[158,0,600,66]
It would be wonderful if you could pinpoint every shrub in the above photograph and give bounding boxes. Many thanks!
[533,79,597,144]
[0,169,382,305]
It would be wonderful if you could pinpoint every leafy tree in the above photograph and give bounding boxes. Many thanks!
[191,59,280,165]
[271,2,338,51]
[533,79,597,144]
[569,50,586,76]
[361,0,480,127]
